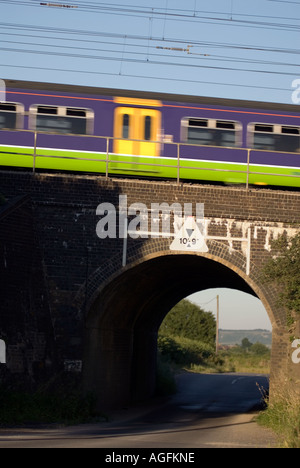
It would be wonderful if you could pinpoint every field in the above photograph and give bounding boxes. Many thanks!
[157,334,271,376]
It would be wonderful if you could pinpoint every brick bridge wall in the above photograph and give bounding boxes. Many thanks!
[0,194,54,386]
[0,170,299,409]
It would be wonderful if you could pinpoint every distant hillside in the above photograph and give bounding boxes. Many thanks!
[219,329,272,347]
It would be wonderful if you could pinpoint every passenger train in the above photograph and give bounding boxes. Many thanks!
[0,80,300,188]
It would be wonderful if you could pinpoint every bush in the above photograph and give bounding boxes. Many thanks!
[157,335,214,367]
[251,342,270,356]
[0,373,101,426]
[0,388,98,426]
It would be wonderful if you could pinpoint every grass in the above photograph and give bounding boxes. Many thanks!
[257,382,300,448]
[187,353,270,374]
[185,352,270,374]
[216,348,270,374]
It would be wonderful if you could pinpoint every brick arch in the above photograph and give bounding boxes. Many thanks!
[82,238,283,410]
[0,171,299,412]
[79,236,281,327]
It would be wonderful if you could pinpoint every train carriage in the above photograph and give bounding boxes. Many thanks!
[0,79,299,188]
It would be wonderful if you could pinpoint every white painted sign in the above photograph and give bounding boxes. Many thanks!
[170,217,208,253]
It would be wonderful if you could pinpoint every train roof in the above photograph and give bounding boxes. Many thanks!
[4,78,300,114]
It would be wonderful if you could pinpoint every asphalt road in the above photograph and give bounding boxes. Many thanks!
[0,373,277,448]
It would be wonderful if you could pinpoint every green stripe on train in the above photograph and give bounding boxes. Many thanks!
[0,146,299,187]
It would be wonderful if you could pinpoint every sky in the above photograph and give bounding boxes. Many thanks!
[187,289,271,331]
[0,0,300,104]
[0,0,296,331]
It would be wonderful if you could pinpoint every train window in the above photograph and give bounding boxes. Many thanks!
[216,121,235,130]
[66,108,87,117]
[122,114,130,139]
[0,102,24,129]
[29,105,94,135]
[144,116,152,141]
[249,123,300,153]
[182,118,241,147]
[37,106,57,115]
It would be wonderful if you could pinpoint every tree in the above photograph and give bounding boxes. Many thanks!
[159,299,216,347]
[241,337,253,351]
[262,233,300,319]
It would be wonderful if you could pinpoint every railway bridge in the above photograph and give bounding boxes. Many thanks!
[0,170,299,410]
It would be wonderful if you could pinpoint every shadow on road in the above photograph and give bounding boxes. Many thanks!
[0,373,276,448]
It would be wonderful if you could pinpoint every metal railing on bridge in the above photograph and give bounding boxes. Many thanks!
[0,127,299,189]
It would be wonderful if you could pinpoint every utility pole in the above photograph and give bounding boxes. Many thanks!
[216,295,220,355]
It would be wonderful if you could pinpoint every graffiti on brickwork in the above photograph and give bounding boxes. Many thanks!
[64,360,82,373]
[206,219,298,254]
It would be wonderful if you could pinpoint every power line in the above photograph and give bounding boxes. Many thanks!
[192,296,218,307]
[0,2,298,99]
[2,0,300,23]
[2,37,300,70]
[1,45,298,77]
[1,0,300,32]
[1,21,299,57]
[1,21,300,73]
[268,0,300,3]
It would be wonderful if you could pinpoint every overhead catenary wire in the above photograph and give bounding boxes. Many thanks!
[1,0,300,30]
[1,37,300,70]
[1,44,299,77]
[0,21,299,71]
[0,2,299,98]
[268,0,300,4]
[1,21,300,56]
